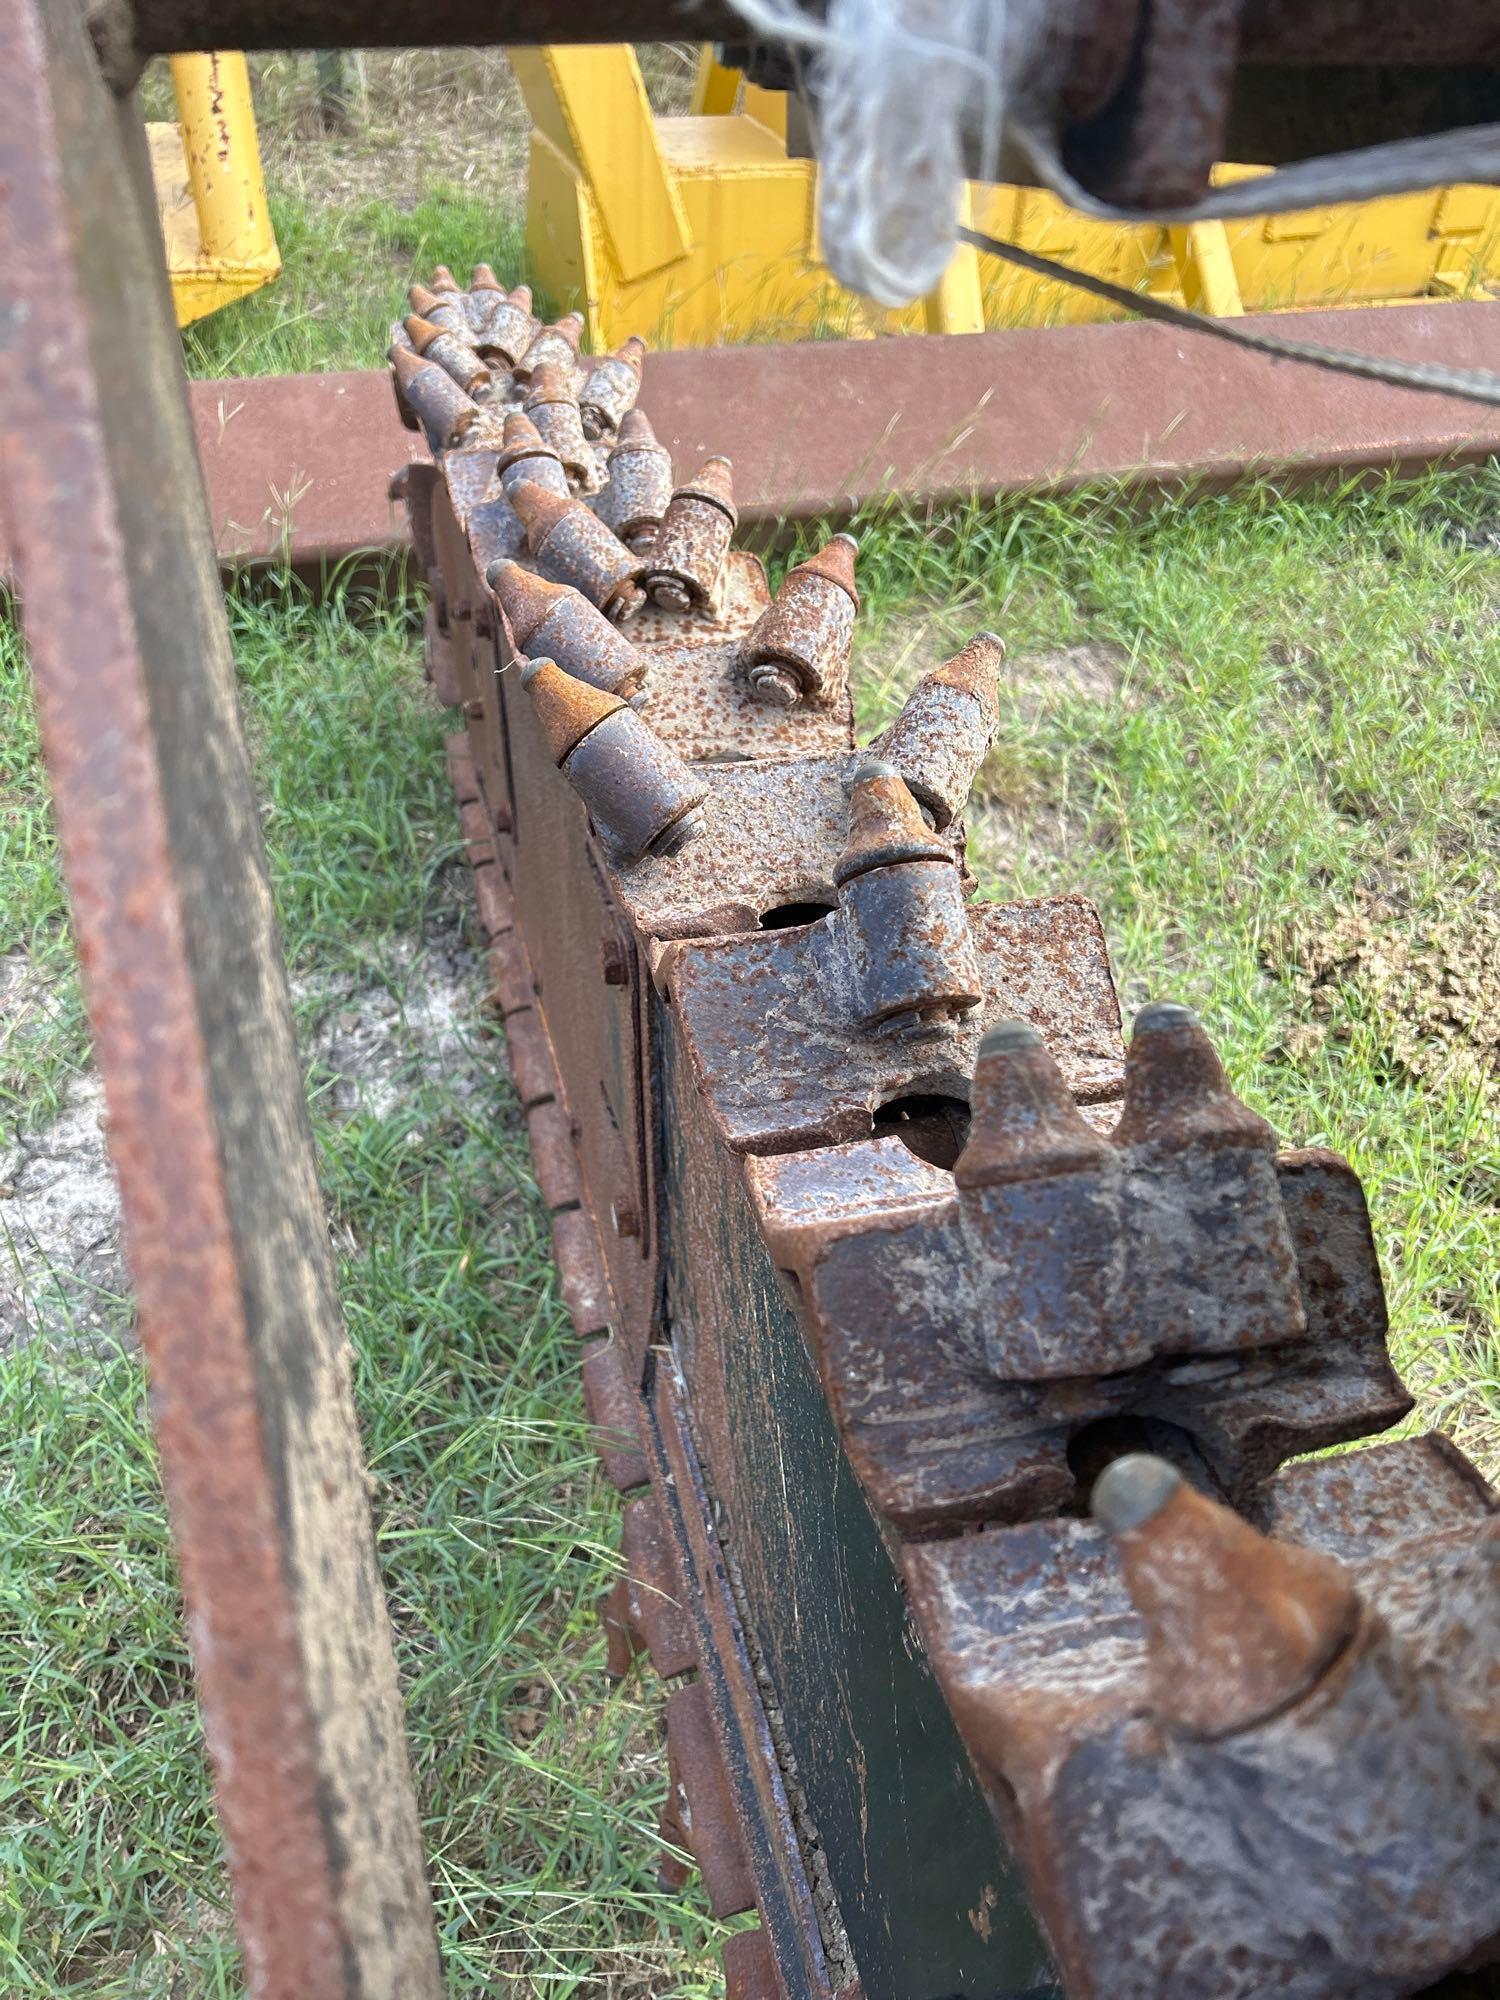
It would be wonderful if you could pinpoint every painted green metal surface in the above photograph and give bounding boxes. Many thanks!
[656,1005,1059,2000]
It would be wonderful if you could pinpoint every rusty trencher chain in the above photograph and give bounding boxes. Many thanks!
[387,270,1500,2000]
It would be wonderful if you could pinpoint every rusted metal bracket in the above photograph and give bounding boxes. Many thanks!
[2,5,441,1994]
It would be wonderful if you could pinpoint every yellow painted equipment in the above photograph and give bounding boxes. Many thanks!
[146,52,280,328]
[515,45,1500,351]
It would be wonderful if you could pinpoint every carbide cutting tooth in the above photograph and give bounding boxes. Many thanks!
[739,531,859,710]
[520,658,704,860]
[465,263,505,333]
[407,280,472,342]
[579,336,647,440]
[641,455,738,613]
[519,655,624,765]
[495,410,569,498]
[954,1020,1112,1188]
[874,629,1004,828]
[403,314,490,398]
[510,481,645,623]
[834,759,980,1041]
[1115,1002,1276,1154]
[834,756,948,883]
[389,344,477,451]
[487,561,648,702]
[516,311,584,382]
[522,362,592,484]
[430,264,460,292]
[1092,1454,1362,1738]
[596,407,674,551]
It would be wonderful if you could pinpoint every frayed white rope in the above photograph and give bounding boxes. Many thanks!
[724,0,1012,304]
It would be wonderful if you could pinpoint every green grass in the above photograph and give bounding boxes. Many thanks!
[5,470,1500,1991]
[2,578,725,1995]
[182,189,541,379]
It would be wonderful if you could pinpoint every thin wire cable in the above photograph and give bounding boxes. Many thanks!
[958,224,1500,408]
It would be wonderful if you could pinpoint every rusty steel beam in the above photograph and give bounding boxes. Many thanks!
[0,5,442,1995]
[113,0,739,56]
[11,300,1488,582]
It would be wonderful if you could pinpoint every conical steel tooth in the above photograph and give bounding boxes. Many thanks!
[521,657,706,862]
[578,336,646,441]
[487,561,648,702]
[465,264,504,334]
[473,289,536,368]
[955,1020,1114,1190]
[402,314,490,398]
[1092,1454,1362,1738]
[510,481,645,623]
[389,345,478,452]
[1111,1000,1308,1381]
[1116,1001,1277,1156]
[521,363,592,485]
[594,407,674,552]
[834,760,981,1040]
[495,410,570,500]
[508,283,534,314]
[515,310,583,383]
[871,629,1004,830]
[739,531,859,709]
[408,281,471,342]
[429,264,460,292]
[641,455,738,613]
[949,1018,1124,1380]
[387,323,420,432]
[834,756,949,884]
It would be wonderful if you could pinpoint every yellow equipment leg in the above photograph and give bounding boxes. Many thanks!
[924,185,987,335]
[1170,220,1245,317]
[691,48,742,118]
[151,52,280,328]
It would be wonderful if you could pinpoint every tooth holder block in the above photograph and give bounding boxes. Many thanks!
[398,334,1498,2000]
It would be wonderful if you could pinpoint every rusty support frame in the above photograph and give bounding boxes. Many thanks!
[0,4,441,1993]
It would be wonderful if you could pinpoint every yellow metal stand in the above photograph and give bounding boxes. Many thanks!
[514,44,1500,351]
[146,52,280,328]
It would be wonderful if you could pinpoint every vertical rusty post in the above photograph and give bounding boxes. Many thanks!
[0,4,443,1995]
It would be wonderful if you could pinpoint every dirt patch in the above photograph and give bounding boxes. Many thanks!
[1001,640,1130,723]
[967,795,1097,883]
[1268,892,1500,1096]
[0,914,490,1352]
[301,915,485,1120]
[1,1072,127,1352]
